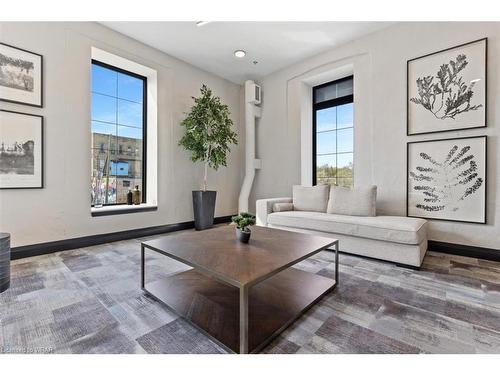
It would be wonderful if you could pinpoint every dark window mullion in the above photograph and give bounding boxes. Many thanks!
[141,76,147,203]
[116,123,143,130]
[316,129,337,134]
[314,94,353,110]
[95,93,142,105]
[91,91,143,106]
[92,119,119,127]
[335,105,338,186]
[114,69,119,201]
[312,103,317,185]
[331,151,353,155]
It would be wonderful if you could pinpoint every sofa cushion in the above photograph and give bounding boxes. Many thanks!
[327,185,377,216]
[267,211,427,245]
[292,185,329,212]
[273,202,294,212]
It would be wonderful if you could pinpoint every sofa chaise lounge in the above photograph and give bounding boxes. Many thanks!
[256,185,428,268]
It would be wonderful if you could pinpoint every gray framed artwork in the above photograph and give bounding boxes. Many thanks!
[407,135,486,224]
[0,43,43,107]
[0,110,44,189]
[407,38,487,136]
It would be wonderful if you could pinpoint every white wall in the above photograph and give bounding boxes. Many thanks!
[0,22,243,247]
[252,22,500,250]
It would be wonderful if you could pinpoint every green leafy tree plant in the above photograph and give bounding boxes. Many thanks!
[179,85,238,191]
[231,212,256,233]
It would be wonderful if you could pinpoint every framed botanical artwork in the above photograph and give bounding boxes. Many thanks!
[407,38,487,135]
[0,110,43,189]
[407,136,486,224]
[0,43,43,107]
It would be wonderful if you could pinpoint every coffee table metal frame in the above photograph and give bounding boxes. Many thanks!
[141,238,339,354]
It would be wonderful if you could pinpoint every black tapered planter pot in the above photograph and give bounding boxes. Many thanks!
[0,233,10,293]
[236,228,251,243]
[192,190,216,230]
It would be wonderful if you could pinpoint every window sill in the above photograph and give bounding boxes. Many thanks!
[91,204,158,217]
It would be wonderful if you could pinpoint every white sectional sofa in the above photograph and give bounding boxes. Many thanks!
[256,185,428,268]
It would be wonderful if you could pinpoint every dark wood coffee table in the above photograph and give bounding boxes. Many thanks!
[141,225,338,353]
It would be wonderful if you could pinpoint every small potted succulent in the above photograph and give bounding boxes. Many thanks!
[231,212,256,244]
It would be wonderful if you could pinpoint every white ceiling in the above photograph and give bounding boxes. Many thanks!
[101,22,393,84]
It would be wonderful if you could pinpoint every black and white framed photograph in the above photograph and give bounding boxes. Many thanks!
[407,135,486,224]
[407,38,486,136]
[0,43,43,107]
[0,110,43,189]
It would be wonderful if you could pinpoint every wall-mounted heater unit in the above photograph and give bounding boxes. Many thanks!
[245,82,261,105]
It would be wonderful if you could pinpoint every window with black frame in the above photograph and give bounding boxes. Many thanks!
[90,60,147,206]
[313,76,353,187]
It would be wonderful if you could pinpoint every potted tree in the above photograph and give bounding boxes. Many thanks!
[231,212,256,243]
[179,85,238,230]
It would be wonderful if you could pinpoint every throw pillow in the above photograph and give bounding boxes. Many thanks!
[292,185,330,212]
[273,202,294,212]
[327,185,377,216]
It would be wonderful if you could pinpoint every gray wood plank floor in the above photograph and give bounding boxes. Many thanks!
[1,229,500,354]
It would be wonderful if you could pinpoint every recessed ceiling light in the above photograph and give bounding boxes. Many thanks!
[196,21,211,27]
[234,50,246,58]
